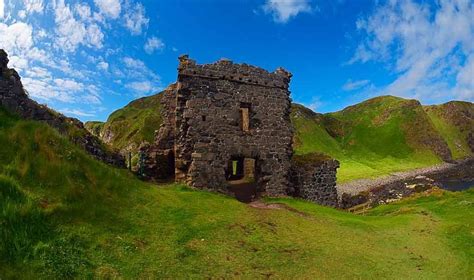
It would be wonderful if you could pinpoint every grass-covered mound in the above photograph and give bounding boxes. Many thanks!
[1,107,473,278]
[85,91,164,154]
[292,96,473,183]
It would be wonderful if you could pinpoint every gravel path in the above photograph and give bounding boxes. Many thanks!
[336,162,460,196]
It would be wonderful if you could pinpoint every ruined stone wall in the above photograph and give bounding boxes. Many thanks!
[138,84,177,179]
[0,49,124,167]
[289,154,339,207]
[173,56,293,196]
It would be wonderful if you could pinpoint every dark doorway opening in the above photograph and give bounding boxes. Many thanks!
[226,156,257,203]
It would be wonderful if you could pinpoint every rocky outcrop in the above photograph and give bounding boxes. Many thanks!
[0,49,124,167]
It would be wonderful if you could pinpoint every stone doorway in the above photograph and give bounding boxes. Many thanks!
[226,156,258,203]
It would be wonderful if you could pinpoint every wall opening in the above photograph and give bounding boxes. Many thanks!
[226,156,257,202]
[240,103,251,132]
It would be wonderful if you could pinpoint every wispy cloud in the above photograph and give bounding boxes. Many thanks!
[59,108,95,117]
[262,0,312,23]
[53,0,104,51]
[23,0,44,15]
[124,2,149,35]
[94,0,121,19]
[350,0,474,102]
[144,36,165,54]
[342,79,370,91]
[0,0,4,18]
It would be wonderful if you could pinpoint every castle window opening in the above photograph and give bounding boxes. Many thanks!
[240,103,251,132]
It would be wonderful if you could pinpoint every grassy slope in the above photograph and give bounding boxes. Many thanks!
[85,92,164,154]
[83,121,104,138]
[424,101,473,159]
[1,107,473,279]
[292,96,474,183]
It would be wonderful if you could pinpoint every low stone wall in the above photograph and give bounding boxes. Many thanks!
[289,153,339,207]
[0,49,124,167]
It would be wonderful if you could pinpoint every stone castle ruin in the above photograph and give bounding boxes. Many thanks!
[140,56,339,206]
[0,48,339,206]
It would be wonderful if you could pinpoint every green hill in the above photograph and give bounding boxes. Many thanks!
[292,96,473,182]
[85,90,166,155]
[424,101,474,159]
[1,106,473,278]
[88,93,473,183]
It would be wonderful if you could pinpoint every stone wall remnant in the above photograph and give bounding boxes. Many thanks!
[289,153,339,207]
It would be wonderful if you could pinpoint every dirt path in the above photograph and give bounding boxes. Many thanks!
[337,159,472,196]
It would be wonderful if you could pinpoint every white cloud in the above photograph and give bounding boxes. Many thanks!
[18,10,26,19]
[126,81,152,93]
[0,21,41,72]
[25,66,51,79]
[94,0,121,19]
[0,0,4,19]
[23,0,44,14]
[350,0,474,102]
[59,108,95,117]
[124,2,149,35]
[144,36,165,54]
[122,57,161,96]
[122,57,160,82]
[75,3,92,21]
[86,24,104,47]
[123,56,146,69]
[454,53,474,100]
[54,78,84,91]
[263,0,312,23]
[97,61,109,71]
[53,0,104,51]
[23,77,75,103]
[0,22,34,53]
[342,79,370,91]
[299,96,323,112]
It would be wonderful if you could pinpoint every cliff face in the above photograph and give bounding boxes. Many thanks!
[0,49,124,167]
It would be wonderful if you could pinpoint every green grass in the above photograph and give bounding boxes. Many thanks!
[84,121,104,138]
[291,96,473,183]
[85,92,164,154]
[425,103,473,159]
[0,106,473,278]
[87,94,472,183]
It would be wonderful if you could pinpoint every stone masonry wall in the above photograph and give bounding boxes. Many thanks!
[172,55,293,196]
[0,49,124,167]
[138,84,177,179]
[289,154,339,207]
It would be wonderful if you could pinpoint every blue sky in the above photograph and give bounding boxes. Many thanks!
[0,0,473,121]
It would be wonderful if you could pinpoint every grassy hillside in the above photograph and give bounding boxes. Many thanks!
[88,93,472,183]
[86,91,164,154]
[83,121,104,138]
[424,101,474,159]
[292,96,473,183]
[1,107,473,278]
